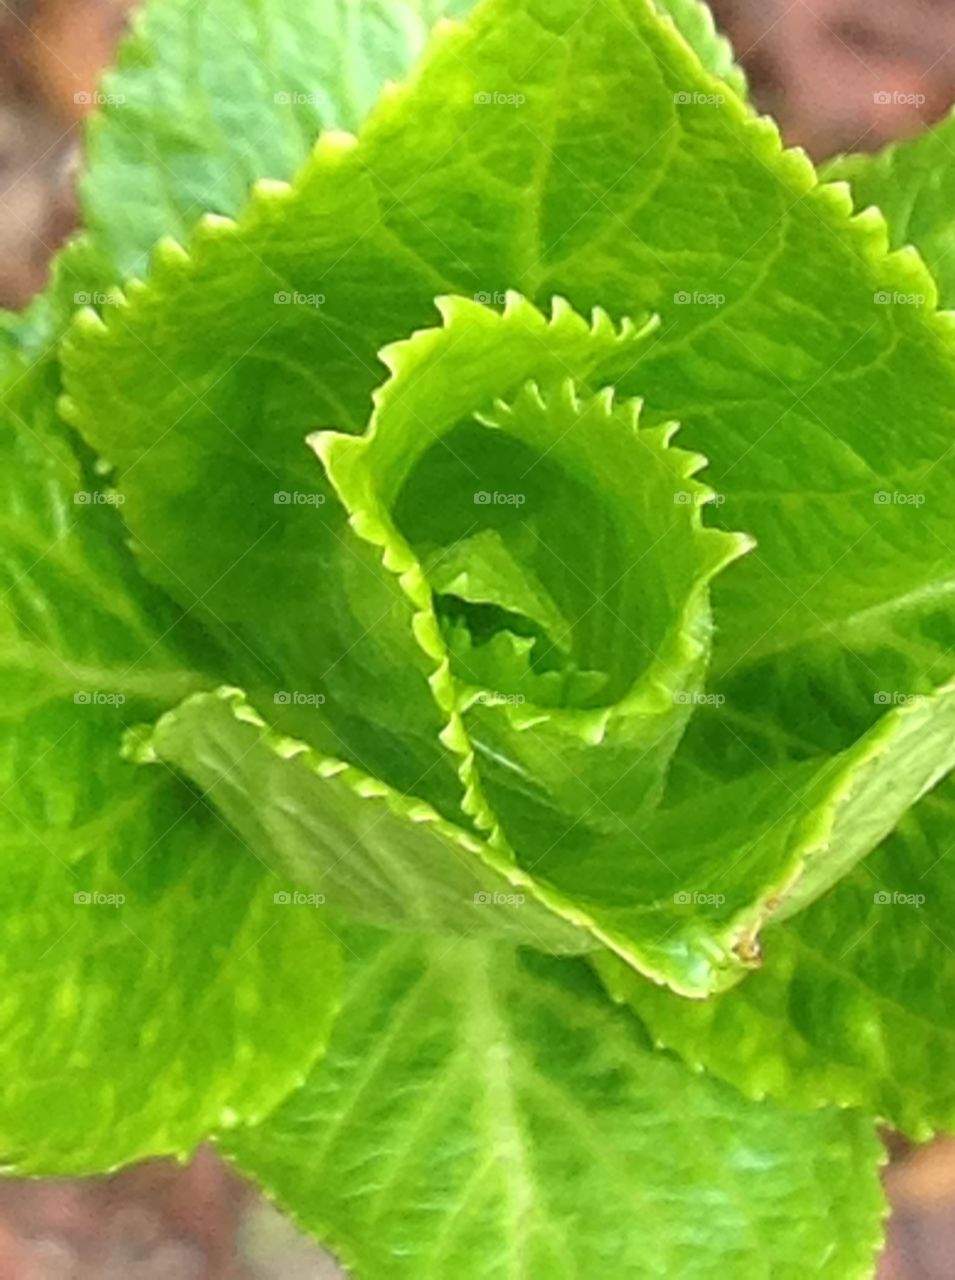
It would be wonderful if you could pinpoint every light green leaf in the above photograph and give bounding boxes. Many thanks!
[597,772,955,1141]
[651,0,747,98]
[425,528,574,662]
[0,362,340,1174]
[519,671,955,990]
[824,109,955,307]
[78,0,477,271]
[221,927,886,1280]
[19,0,480,356]
[142,686,588,955]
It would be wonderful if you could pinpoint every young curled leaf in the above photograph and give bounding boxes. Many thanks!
[312,294,756,984]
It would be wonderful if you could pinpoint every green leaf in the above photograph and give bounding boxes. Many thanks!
[78,0,478,270]
[597,772,955,1141]
[221,927,886,1280]
[425,528,575,667]
[651,0,747,98]
[142,686,588,955]
[17,0,480,357]
[824,109,955,307]
[0,360,341,1174]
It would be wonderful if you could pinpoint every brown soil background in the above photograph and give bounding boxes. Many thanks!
[2,0,955,1275]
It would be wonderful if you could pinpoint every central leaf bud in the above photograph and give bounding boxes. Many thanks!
[313,292,752,898]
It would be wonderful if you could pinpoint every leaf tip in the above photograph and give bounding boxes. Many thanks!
[253,177,294,201]
[308,427,355,465]
[316,129,359,159]
[70,306,109,338]
[196,212,238,238]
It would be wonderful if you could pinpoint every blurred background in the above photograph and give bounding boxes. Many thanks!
[2,0,955,1274]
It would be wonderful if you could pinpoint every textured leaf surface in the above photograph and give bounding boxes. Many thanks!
[19,0,478,355]
[314,291,747,845]
[222,927,886,1280]
[597,774,955,1140]
[61,0,955,991]
[825,110,955,307]
[143,686,587,954]
[651,0,747,97]
[0,361,341,1174]
[12,0,484,816]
